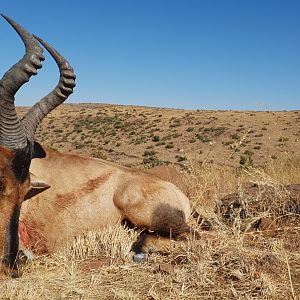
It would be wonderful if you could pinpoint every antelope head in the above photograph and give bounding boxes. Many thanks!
[0,15,75,277]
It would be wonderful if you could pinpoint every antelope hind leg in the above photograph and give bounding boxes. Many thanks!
[132,233,178,262]
[132,228,199,262]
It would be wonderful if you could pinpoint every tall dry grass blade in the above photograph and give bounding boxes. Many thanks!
[285,251,295,299]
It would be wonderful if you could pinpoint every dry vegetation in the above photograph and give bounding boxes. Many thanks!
[17,103,300,168]
[1,104,299,299]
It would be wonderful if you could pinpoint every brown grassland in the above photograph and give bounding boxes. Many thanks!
[1,104,299,299]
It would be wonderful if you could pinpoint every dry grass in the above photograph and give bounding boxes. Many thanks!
[17,104,300,168]
[3,104,300,298]
[1,158,299,299]
[1,227,294,299]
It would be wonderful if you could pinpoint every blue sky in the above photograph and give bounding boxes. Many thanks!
[0,0,299,110]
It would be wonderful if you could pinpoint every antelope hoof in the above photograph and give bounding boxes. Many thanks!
[133,253,148,263]
[1,266,21,278]
[9,269,20,278]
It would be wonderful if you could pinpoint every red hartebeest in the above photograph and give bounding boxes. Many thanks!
[0,15,75,277]
[20,149,195,262]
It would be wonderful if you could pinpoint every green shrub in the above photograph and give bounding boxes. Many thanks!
[165,143,174,149]
[172,133,182,138]
[186,127,194,132]
[152,135,160,142]
[91,151,107,160]
[142,156,159,166]
[230,133,240,140]
[175,155,187,162]
[143,150,156,156]
[239,155,253,167]
[278,136,289,142]
[196,134,211,143]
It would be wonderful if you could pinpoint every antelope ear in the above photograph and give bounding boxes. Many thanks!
[24,174,51,201]
[33,141,46,159]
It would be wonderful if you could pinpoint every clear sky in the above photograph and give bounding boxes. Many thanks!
[0,0,299,110]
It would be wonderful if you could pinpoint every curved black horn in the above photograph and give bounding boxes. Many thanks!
[21,35,76,140]
[0,15,44,149]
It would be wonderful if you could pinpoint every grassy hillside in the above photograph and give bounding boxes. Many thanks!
[18,104,300,168]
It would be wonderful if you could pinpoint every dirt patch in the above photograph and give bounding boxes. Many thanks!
[80,257,119,273]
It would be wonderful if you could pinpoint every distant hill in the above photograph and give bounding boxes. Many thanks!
[18,104,300,168]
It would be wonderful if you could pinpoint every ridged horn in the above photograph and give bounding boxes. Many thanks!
[0,14,44,149]
[21,35,76,140]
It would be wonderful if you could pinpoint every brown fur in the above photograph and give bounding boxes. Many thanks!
[20,148,192,256]
[55,172,112,207]
[151,204,188,237]
[0,147,31,277]
[146,165,188,196]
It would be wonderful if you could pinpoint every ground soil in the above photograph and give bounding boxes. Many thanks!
[17,104,300,168]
